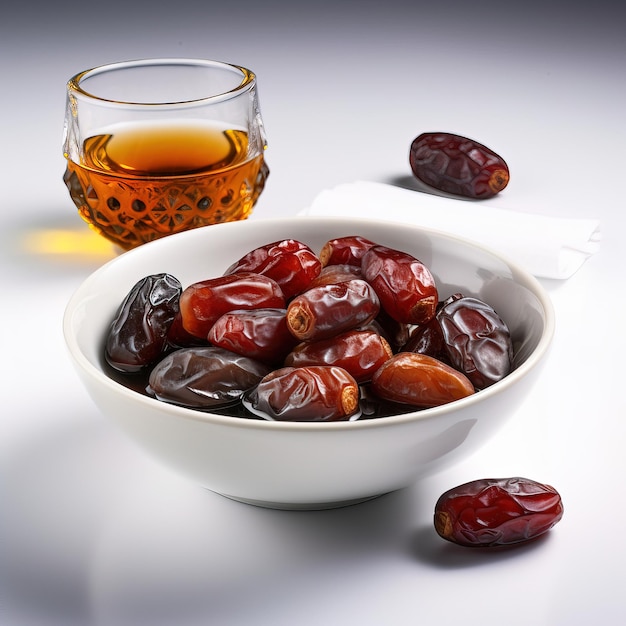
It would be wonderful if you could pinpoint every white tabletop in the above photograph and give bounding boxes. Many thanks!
[2,2,625,624]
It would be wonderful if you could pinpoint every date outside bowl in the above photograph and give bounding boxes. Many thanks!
[63,216,554,510]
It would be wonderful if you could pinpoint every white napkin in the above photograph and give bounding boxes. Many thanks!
[301,181,601,280]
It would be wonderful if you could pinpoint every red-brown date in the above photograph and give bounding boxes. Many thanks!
[208,308,299,365]
[307,264,363,289]
[223,239,322,299]
[437,295,514,389]
[245,365,360,422]
[179,272,285,339]
[409,132,510,199]
[286,279,380,342]
[361,245,438,325]
[285,329,393,383]
[319,235,377,268]
[371,352,474,408]
[147,346,272,409]
[434,477,564,547]
[105,273,181,373]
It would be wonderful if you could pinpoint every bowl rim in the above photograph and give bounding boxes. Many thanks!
[63,216,555,432]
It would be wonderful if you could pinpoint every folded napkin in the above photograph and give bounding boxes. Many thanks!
[301,181,601,280]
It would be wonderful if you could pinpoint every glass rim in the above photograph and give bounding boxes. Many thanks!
[67,58,256,106]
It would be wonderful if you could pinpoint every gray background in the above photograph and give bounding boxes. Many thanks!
[2,2,625,625]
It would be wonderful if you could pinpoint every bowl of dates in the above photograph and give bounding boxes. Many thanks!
[63,216,554,509]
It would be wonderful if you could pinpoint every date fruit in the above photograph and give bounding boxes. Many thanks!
[105,273,181,373]
[368,310,411,353]
[437,295,514,389]
[319,235,377,267]
[402,316,449,363]
[409,132,509,199]
[285,329,393,383]
[434,477,564,547]
[286,279,380,341]
[147,346,272,409]
[166,312,208,348]
[361,245,438,325]
[245,365,360,422]
[223,239,322,299]
[104,234,519,422]
[208,308,298,365]
[371,352,474,408]
[179,272,285,339]
[308,264,363,289]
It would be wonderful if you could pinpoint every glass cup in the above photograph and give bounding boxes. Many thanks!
[63,58,269,250]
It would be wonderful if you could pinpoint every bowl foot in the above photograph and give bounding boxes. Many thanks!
[215,491,387,510]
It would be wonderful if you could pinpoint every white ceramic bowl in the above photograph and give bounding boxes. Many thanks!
[63,217,554,509]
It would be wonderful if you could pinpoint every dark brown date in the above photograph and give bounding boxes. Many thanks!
[223,239,322,299]
[437,295,514,389]
[245,365,360,421]
[285,329,393,383]
[179,272,286,339]
[357,382,417,419]
[434,477,564,547]
[105,273,181,373]
[166,312,208,348]
[361,245,438,325]
[371,352,474,408]
[147,346,272,409]
[208,308,298,365]
[409,132,509,199]
[286,279,380,342]
[319,235,377,267]
[402,316,449,363]
[369,309,411,353]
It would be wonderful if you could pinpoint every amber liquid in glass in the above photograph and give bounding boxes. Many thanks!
[64,121,268,250]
